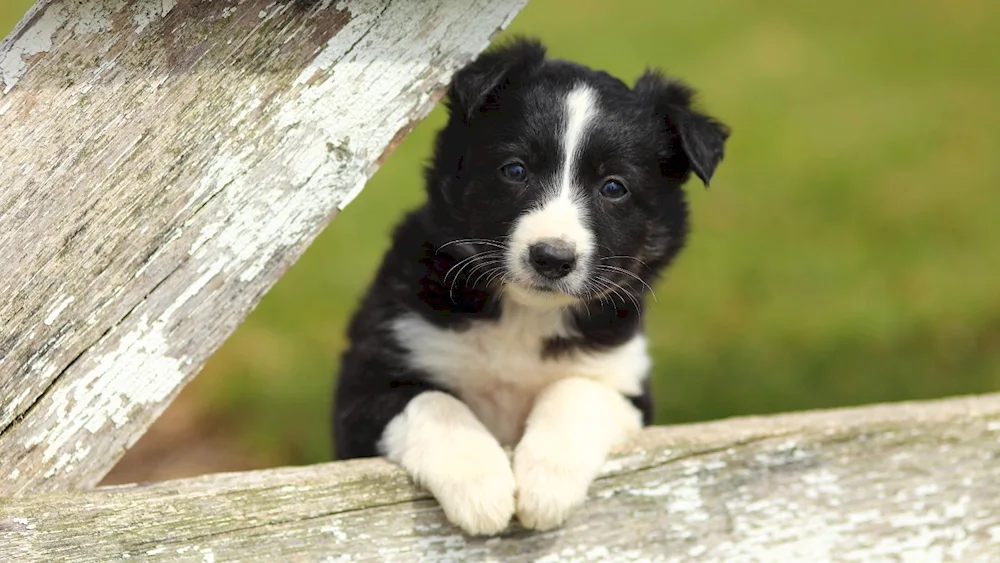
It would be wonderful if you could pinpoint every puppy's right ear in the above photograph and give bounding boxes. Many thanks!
[448,37,546,120]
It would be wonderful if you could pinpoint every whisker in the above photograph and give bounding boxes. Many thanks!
[447,251,500,302]
[585,277,613,308]
[583,277,612,308]
[484,267,508,288]
[437,239,510,253]
[496,278,509,302]
[596,264,657,302]
[583,279,602,305]
[600,255,652,271]
[595,274,643,315]
[595,276,626,307]
[466,257,503,278]
[471,263,506,287]
[443,253,485,285]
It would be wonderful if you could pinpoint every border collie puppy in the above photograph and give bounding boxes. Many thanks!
[333,38,728,535]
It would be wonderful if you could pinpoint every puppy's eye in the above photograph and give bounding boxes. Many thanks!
[599,179,628,200]
[500,162,528,183]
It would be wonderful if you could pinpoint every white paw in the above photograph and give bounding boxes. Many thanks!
[429,455,516,536]
[379,392,516,536]
[513,449,591,531]
[434,468,516,535]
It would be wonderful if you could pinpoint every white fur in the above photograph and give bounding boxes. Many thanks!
[514,377,643,530]
[507,85,598,300]
[557,86,598,201]
[378,391,516,536]
[389,297,648,532]
[391,299,648,446]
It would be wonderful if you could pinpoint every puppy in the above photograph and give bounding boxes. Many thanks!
[332,38,728,536]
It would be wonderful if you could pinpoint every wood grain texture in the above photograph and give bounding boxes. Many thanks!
[0,0,526,494]
[2,394,1000,561]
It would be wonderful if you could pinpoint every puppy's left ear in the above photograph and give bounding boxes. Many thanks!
[634,70,730,186]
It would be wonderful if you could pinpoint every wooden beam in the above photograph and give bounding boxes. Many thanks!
[0,0,526,494]
[3,394,1000,560]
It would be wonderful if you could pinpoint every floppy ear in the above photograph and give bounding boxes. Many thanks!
[634,70,730,186]
[448,37,547,120]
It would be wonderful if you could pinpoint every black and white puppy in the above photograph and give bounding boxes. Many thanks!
[333,38,728,535]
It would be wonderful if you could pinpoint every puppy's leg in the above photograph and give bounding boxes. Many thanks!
[514,377,642,530]
[380,391,516,536]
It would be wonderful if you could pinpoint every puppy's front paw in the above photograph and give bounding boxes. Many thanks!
[430,455,516,536]
[513,448,591,531]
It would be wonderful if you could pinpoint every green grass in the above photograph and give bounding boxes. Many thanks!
[5,1,1000,466]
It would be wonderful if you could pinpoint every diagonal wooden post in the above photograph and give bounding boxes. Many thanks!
[0,0,526,495]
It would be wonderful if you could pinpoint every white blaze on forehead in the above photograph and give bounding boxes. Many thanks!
[507,85,599,297]
[557,85,599,200]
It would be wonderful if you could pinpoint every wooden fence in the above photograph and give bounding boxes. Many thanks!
[1,0,998,560]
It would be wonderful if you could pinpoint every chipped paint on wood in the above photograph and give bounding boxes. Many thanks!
[0,0,527,494]
[0,3,66,94]
[43,296,75,326]
[132,0,179,35]
[2,394,1000,560]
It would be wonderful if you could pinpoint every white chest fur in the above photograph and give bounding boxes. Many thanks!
[391,300,650,446]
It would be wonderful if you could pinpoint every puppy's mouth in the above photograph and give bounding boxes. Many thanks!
[514,277,573,296]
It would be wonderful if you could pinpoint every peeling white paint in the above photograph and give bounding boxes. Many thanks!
[4,387,35,422]
[1,0,179,93]
[627,481,674,497]
[44,295,75,326]
[601,452,646,474]
[36,311,181,470]
[68,0,121,35]
[32,259,223,476]
[318,525,349,541]
[801,468,843,500]
[132,0,160,35]
[337,173,370,211]
[293,8,377,87]
[1,4,69,94]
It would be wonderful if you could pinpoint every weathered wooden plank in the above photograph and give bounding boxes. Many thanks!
[2,394,999,561]
[0,0,526,494]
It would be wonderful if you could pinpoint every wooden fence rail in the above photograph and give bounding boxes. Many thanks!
[3,394,1000,561]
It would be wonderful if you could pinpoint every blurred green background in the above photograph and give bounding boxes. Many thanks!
[4,1,999,480]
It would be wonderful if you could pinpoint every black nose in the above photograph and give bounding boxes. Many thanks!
[529,241,577,279]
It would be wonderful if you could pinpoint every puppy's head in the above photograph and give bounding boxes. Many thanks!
[427,38,729,308]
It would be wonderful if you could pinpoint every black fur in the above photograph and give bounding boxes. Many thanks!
[332,38,728,459]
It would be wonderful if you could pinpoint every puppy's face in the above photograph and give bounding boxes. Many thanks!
[429,40,729,307]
